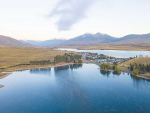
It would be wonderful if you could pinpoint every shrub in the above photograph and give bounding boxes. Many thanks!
[78,59,83,63]
[115,67,121,72]
[100,63,111,69]
[30,60,51,65]
[74,59,77,64]
[132,69,139,75]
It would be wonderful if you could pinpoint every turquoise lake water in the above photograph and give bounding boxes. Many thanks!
[0,64,150,113]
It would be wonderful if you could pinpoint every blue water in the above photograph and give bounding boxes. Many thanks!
[58,48,150,58]
[0,64,150,113]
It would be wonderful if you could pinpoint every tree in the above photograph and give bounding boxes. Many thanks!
[74,59,77,64]
[113,65,117,69]
[30,60,51,65]
[115,67,121,72]
[143,68,146,73]
[100,63,111,69]
[54,58,57,65]
[66,56,70,63]
[113,62,118,66]
[132,69,139,75]
[78,59,83,63]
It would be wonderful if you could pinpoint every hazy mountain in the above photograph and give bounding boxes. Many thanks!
[18,32,150,47]
[20,39,67,46]
[20,40,41,46]
[61,32,117,46]
[116,33,150,43]
[61,33,150,46]
[0,35,31,47]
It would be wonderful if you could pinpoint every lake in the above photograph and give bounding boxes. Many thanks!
[0,64,150,113]
[58,48,150,58]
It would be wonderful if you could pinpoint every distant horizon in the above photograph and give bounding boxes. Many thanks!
[2,32,150,41]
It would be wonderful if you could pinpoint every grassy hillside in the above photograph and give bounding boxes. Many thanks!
[0,47,74,69]
[0,35,31,47]
[119,57,150,67]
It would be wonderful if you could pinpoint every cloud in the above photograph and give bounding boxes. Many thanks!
[48,0,97,31]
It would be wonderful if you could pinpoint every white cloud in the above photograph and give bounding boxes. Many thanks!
[48,0,97,31]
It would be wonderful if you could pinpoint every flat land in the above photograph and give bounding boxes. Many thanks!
[58,43,150,51]
[119,57,150,67]
[0,47,75,69]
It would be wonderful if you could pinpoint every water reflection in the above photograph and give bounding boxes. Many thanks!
[29,64,83,76]
[131,74,150,81]
[30,68,51,75]
[112,71,121,76]
[70,64,83,70]
[100,70,111,78]
[1,64,150,113]
[54,64,83,71]
[54,65,69,71]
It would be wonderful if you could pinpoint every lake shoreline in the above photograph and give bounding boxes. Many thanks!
[1,62,150,80]
[99,68,150,80]
[0,73,12,79]
[2,63,76,73]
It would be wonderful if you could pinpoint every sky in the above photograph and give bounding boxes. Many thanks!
[0,0,150,41]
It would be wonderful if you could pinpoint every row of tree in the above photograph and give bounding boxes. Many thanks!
[30,60,51,65]
[129,63,150,73]
[100,63,121,72]
[54,54,82,64]
[74,59,83,64]
[100,63,111,69]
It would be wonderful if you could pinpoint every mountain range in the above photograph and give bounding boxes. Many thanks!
[60,32,117,46]
[0,33,150,47]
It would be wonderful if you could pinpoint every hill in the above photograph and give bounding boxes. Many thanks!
[116,33,150,43]
[20,39,67,46]
[119,57,150,67]
[61,32,117,46]
[0,35,31,47]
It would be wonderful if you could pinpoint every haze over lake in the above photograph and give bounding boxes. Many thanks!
[0,64,150,113]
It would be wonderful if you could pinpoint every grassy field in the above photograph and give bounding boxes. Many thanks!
[119,57,150,67]
[0,47,74,69]
[58,43,150,51]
